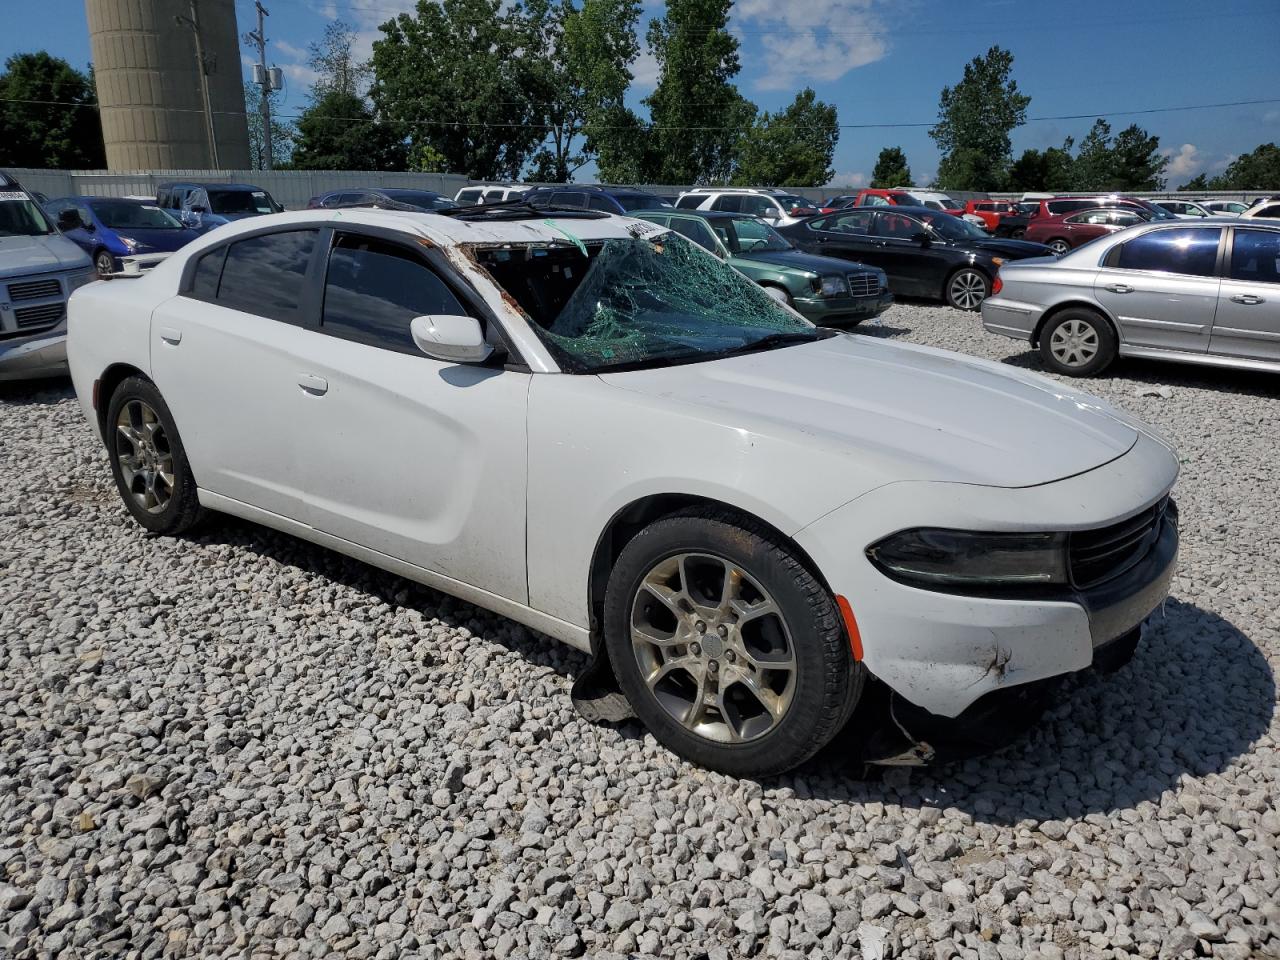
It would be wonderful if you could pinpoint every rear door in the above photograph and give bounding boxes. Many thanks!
[1094,226,1223,353]
[1209,226,1280,361]
[793,209,877,264]
[871,210,940,296]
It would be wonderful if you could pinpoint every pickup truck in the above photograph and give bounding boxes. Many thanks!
[155,181,283,230]
[0,172,97,381]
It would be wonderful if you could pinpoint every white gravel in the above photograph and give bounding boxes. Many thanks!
[1,304,1278,960]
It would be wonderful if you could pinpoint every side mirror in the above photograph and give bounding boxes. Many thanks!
[410,315,493,364]
[56,209,83,232]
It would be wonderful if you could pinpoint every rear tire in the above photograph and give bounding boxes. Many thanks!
[1039,308,1117,377]
[604,508,863,777]
[1048,238,1071,257]
[106,376,206,535]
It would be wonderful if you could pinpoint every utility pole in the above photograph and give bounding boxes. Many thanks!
[176,0,220,169]
[244,1,274,169]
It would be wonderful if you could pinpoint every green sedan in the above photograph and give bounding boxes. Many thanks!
[634,209,893,328]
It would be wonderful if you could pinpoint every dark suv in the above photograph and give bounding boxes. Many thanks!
[524,185,672,214]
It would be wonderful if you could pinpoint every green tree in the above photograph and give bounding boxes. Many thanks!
[520,0,642,183]
[1071,119,1114,191]
[929,46,1029,191]
[1178,173,1209,191]
[869,146,911,188]
[643,0,754,184]
[732,89,838,187]
[243,81,293,170]
[290,89,405,170]
[1008,140,1075,192]
[0,52,105,168]
[372,0,541,180]
[1209,143,1280,190]
[1110,123,1167,190]
[591,104,652,182]
[308,20,372,100]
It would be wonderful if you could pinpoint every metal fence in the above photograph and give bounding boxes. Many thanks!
[4,167,1273,209]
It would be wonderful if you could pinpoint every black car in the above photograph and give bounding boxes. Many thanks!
[778,205,1054,310]
[307,188,457,212]
[524,184,672,214]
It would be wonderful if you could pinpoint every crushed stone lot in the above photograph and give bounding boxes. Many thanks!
[1,303,1278,960]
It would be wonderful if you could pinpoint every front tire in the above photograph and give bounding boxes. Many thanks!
[761,284,793,307]
[106,376,206,534]
[604,509,862,777]
[94,250,115,276]
[1039,308,1117,377]
[945,268,990,310]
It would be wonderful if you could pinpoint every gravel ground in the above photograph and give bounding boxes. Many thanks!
[1,303,1278,960]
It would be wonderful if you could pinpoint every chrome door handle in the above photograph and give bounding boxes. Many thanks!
[158,326,182,345]
[1230,294,1265,305]
[297,373,328,395]
[1104,283,1133,294]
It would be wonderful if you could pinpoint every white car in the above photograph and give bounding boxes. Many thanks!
[1153,199,1213,219]
[1239,200,1280,220]
[67,207,1179,775]
[454,184,532,205]
[1198,200,1247,217]
[674,189,819,227]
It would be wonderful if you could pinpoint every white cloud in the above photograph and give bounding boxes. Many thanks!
[631,48,660,89]
[734,0,888,91]
[273,39,308,61]
[826,170,867,188]
[1264,109,1280,125]
[1162,143,1201,179]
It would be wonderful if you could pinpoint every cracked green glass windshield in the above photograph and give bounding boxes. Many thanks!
[475,233,819,372]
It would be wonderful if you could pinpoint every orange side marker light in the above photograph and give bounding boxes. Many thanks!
[835,595,864,662]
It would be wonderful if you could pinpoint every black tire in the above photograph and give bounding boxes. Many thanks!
[106,376,206,535]
[94,249,115,276]
[1047,238,1071,257]
[1010,227,1026,239]
[944,267,990,311]
[603,507,863,777]
[1038,308,1118,377]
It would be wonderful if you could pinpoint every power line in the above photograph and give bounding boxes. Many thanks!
[5,95,1277,131]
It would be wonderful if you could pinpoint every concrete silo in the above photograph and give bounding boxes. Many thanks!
[86,0,251,170]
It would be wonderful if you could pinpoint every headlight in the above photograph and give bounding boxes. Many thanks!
[118,236,139,252]
[818,275,848,297]
[66,270,98,292]
[867,528,1068,590]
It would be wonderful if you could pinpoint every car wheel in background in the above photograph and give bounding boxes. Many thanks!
[1039,308,1117,377]
[761,285,793,307]
[945,268,990,311]
[604,508,863,777]
[1047,238,1071,257]
[106,376,206,535]
[94,250,115,276]
[1010,227,1026,239]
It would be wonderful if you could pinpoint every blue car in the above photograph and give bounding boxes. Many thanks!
[45,197,200,276]
[155,182,283,229]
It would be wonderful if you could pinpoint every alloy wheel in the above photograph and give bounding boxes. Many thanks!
[949,270,988,310]
[95,251,115,276]
[630,552,797,743]
[115,399,174,513]
[1049,317,1100,368]
[1049,240,1070,257]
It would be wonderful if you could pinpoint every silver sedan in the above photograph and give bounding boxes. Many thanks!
[981,218,1280,376]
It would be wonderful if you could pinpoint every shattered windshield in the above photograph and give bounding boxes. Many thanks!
[475,233,822,373]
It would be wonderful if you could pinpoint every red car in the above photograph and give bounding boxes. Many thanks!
[1027,195,1176,223]
[1022,207,1149,256]
[961,199,1019,232]
[850,188,922,208]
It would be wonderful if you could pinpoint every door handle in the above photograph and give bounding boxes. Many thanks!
[297,373,328,395]
[1104,283,1133,294]
[1230,294,1265,305]
[158,326,182,345]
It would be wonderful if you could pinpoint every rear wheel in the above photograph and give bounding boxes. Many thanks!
[1047,238,1071,257]
[945,268,990,310]
[1039,308,1117,377]
[604,509,862,777]
[106,376,206,534]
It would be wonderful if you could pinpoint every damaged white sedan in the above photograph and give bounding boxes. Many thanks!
[67,204,1178,776]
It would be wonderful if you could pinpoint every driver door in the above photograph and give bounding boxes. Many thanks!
[871,211,939,296]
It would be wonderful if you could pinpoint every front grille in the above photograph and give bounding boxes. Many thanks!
[13,302,66,330]
[1069,497,1173,589]
[847,272,881,297]
[7,277,62,302]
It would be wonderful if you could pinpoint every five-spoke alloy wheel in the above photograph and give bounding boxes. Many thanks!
[605,509,863,777]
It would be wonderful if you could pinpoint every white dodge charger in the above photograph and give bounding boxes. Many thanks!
[67,205,1179,776]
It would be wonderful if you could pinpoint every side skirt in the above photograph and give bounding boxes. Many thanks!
[197,490,593,653]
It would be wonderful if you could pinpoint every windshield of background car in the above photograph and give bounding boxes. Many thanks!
[474,233,818,373]
[210,190,276,215]
[917,212,988,240]
[0,192,54,236]
[91,200,183,230]
[727,217,792,254]
[775,195,811,211]
[614,193,668,212]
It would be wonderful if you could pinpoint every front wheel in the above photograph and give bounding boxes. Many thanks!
[604,509,862,777]
[1039,309,1117,377]
[106,376,206,534]
[945,268,990,310]
[761,285,793,307]
[94,250,115,276]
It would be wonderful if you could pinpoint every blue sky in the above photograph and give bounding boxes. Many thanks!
[6,0,1279,185]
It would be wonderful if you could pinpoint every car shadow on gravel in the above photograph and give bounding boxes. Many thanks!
[801,597,1276,824]
[999,349,1280,399]
[0,376,74,405]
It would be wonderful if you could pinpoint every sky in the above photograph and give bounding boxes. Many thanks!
[5,0,1280,186]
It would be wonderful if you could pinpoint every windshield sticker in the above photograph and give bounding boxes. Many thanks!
[252,192,267,199]
[0,192,29,201]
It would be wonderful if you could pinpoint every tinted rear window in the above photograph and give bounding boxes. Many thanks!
[216,230,317,322]
[676,194,709,209]
[1115,228,1221,277]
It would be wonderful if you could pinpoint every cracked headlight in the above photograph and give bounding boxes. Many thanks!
[818,274,848,297]
[867,529,1069,590]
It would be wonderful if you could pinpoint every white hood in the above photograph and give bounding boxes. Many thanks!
[601,334,1138,489]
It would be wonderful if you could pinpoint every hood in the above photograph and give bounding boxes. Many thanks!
[0,234,93,276]
[736,248,878,275]
[965,237,1055,258]
[601,335,1137,489]
[107,227,194,253]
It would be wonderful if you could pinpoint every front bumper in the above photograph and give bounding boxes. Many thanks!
[795,433,1179,719]
[0,330,68,381]
[795,290,894,327]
